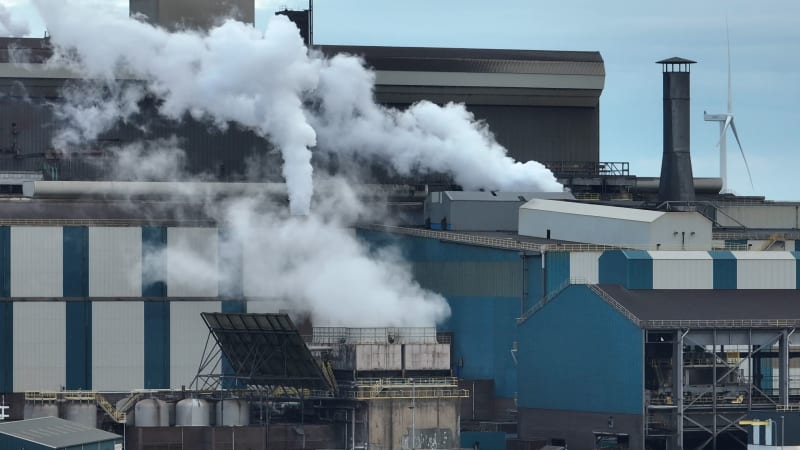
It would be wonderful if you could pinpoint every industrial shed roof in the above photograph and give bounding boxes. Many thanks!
[318,45,604,76]
[0,417,121,449]
[521,199,666,223]
[596,285,800,328]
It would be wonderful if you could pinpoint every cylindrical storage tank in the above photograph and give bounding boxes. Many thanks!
[23,402,59,420]
[63,402,97,429]
[175,398,212,426]
[215,399,250,426]
[134,399,169,427]
[162,401,176,426]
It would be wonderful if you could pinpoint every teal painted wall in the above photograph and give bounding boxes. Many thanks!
[517,285,643,414]
[143,227,169,389]
[64,227,91,390]
[357,230,522,398]
[0,433,50,450]
[443,296,518,397]
[524,254,542,311]
[461,431,506,450]
[546,251,570,295]
[598,250,653,289]
[0,227,10,392]
[710,251,737,289]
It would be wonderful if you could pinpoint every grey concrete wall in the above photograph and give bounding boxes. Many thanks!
[519,407,643,450]
[368,398,459,450]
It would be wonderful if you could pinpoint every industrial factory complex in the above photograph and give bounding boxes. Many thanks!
[0,2,799,450]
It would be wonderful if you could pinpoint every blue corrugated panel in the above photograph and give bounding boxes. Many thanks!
[63,227,91,390]
[461,431,506,450]
[524,254,542,311]
[441,296,518,398]
[357,230,522,398]
[546,251,570,295]
[517,285,643,414]
[710,251,737,289]
[0,227,10,392]
[142,227,169,389]
[598,250,652,289]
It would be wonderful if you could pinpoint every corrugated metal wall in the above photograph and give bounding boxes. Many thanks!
[359,232,523,399]
[89,227,142,296]
[10,227,62,297]
[734,252,797,289]
[13,302,66,391]
[92,302,145,391]
[649,251,713,289]
[711,251,737,289]
[517,285,643,414]
[167,228,218,297]
[169,301,220,389]
[569,251,600,284]
[598,250,653,289]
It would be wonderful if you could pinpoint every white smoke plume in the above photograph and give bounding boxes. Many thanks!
[33,0,561,215]
[0,4,29,37]
[107,137,187,181]
[312,54,561,192]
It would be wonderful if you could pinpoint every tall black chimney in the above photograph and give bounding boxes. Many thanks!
[656,57,696,203]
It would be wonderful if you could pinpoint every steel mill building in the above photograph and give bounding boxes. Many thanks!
[0,2,798,450]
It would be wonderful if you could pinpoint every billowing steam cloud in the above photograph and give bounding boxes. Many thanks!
[0,4,30,37]
[34,0,561,216]
[28,0,563,326]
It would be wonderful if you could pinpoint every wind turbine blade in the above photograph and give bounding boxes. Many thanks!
[726,19,732,113]
[729,120,754,190]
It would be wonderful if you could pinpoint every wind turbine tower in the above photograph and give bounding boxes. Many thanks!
[704,24,753,194]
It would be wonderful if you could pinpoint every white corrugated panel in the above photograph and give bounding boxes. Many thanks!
[403,344,450,370]
[734,252,797,289]
[569,252,601,284]
[10,227,63,297]
[167,228,219,297]
[13,302,65,391]
[649,251,713,289]
[355,344,402,371]
[170,301,221,389]
[92,302,144,391]
[89,227,142,297]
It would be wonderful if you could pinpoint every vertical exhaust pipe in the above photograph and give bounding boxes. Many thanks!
[657,57,696,204]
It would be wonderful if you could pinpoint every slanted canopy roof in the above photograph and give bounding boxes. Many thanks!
[0,417,120,449]
[596,285,800,329]
[201,312,329,390]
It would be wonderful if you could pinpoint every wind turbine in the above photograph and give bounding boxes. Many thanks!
[704,22,754,194]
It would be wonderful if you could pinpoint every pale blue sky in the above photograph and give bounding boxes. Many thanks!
[4,0,800,200]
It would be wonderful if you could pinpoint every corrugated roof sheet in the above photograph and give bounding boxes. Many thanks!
[318,45,604,76]
[0,417,120,449]
[647,251,712,260]
[521,199,666,223]
[598,285,800,322]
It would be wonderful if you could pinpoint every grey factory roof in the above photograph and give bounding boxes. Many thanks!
[597,285,800,328]
[0,417,121,449]
[0,198,215,226]
[317,45,605,76]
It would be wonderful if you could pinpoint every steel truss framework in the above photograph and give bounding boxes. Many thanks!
[647,327,796,450]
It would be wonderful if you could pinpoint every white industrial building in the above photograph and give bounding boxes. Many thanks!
[518,199,712,250]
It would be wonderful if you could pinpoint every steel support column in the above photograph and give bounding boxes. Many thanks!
[676,329,687,450]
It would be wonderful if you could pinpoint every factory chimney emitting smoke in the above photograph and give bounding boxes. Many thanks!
[656,57,696,204]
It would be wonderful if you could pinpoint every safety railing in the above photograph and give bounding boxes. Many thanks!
[588,285,643,328]
[645,319,800,329]
[348,388,470,400]
[354,377,460,389]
